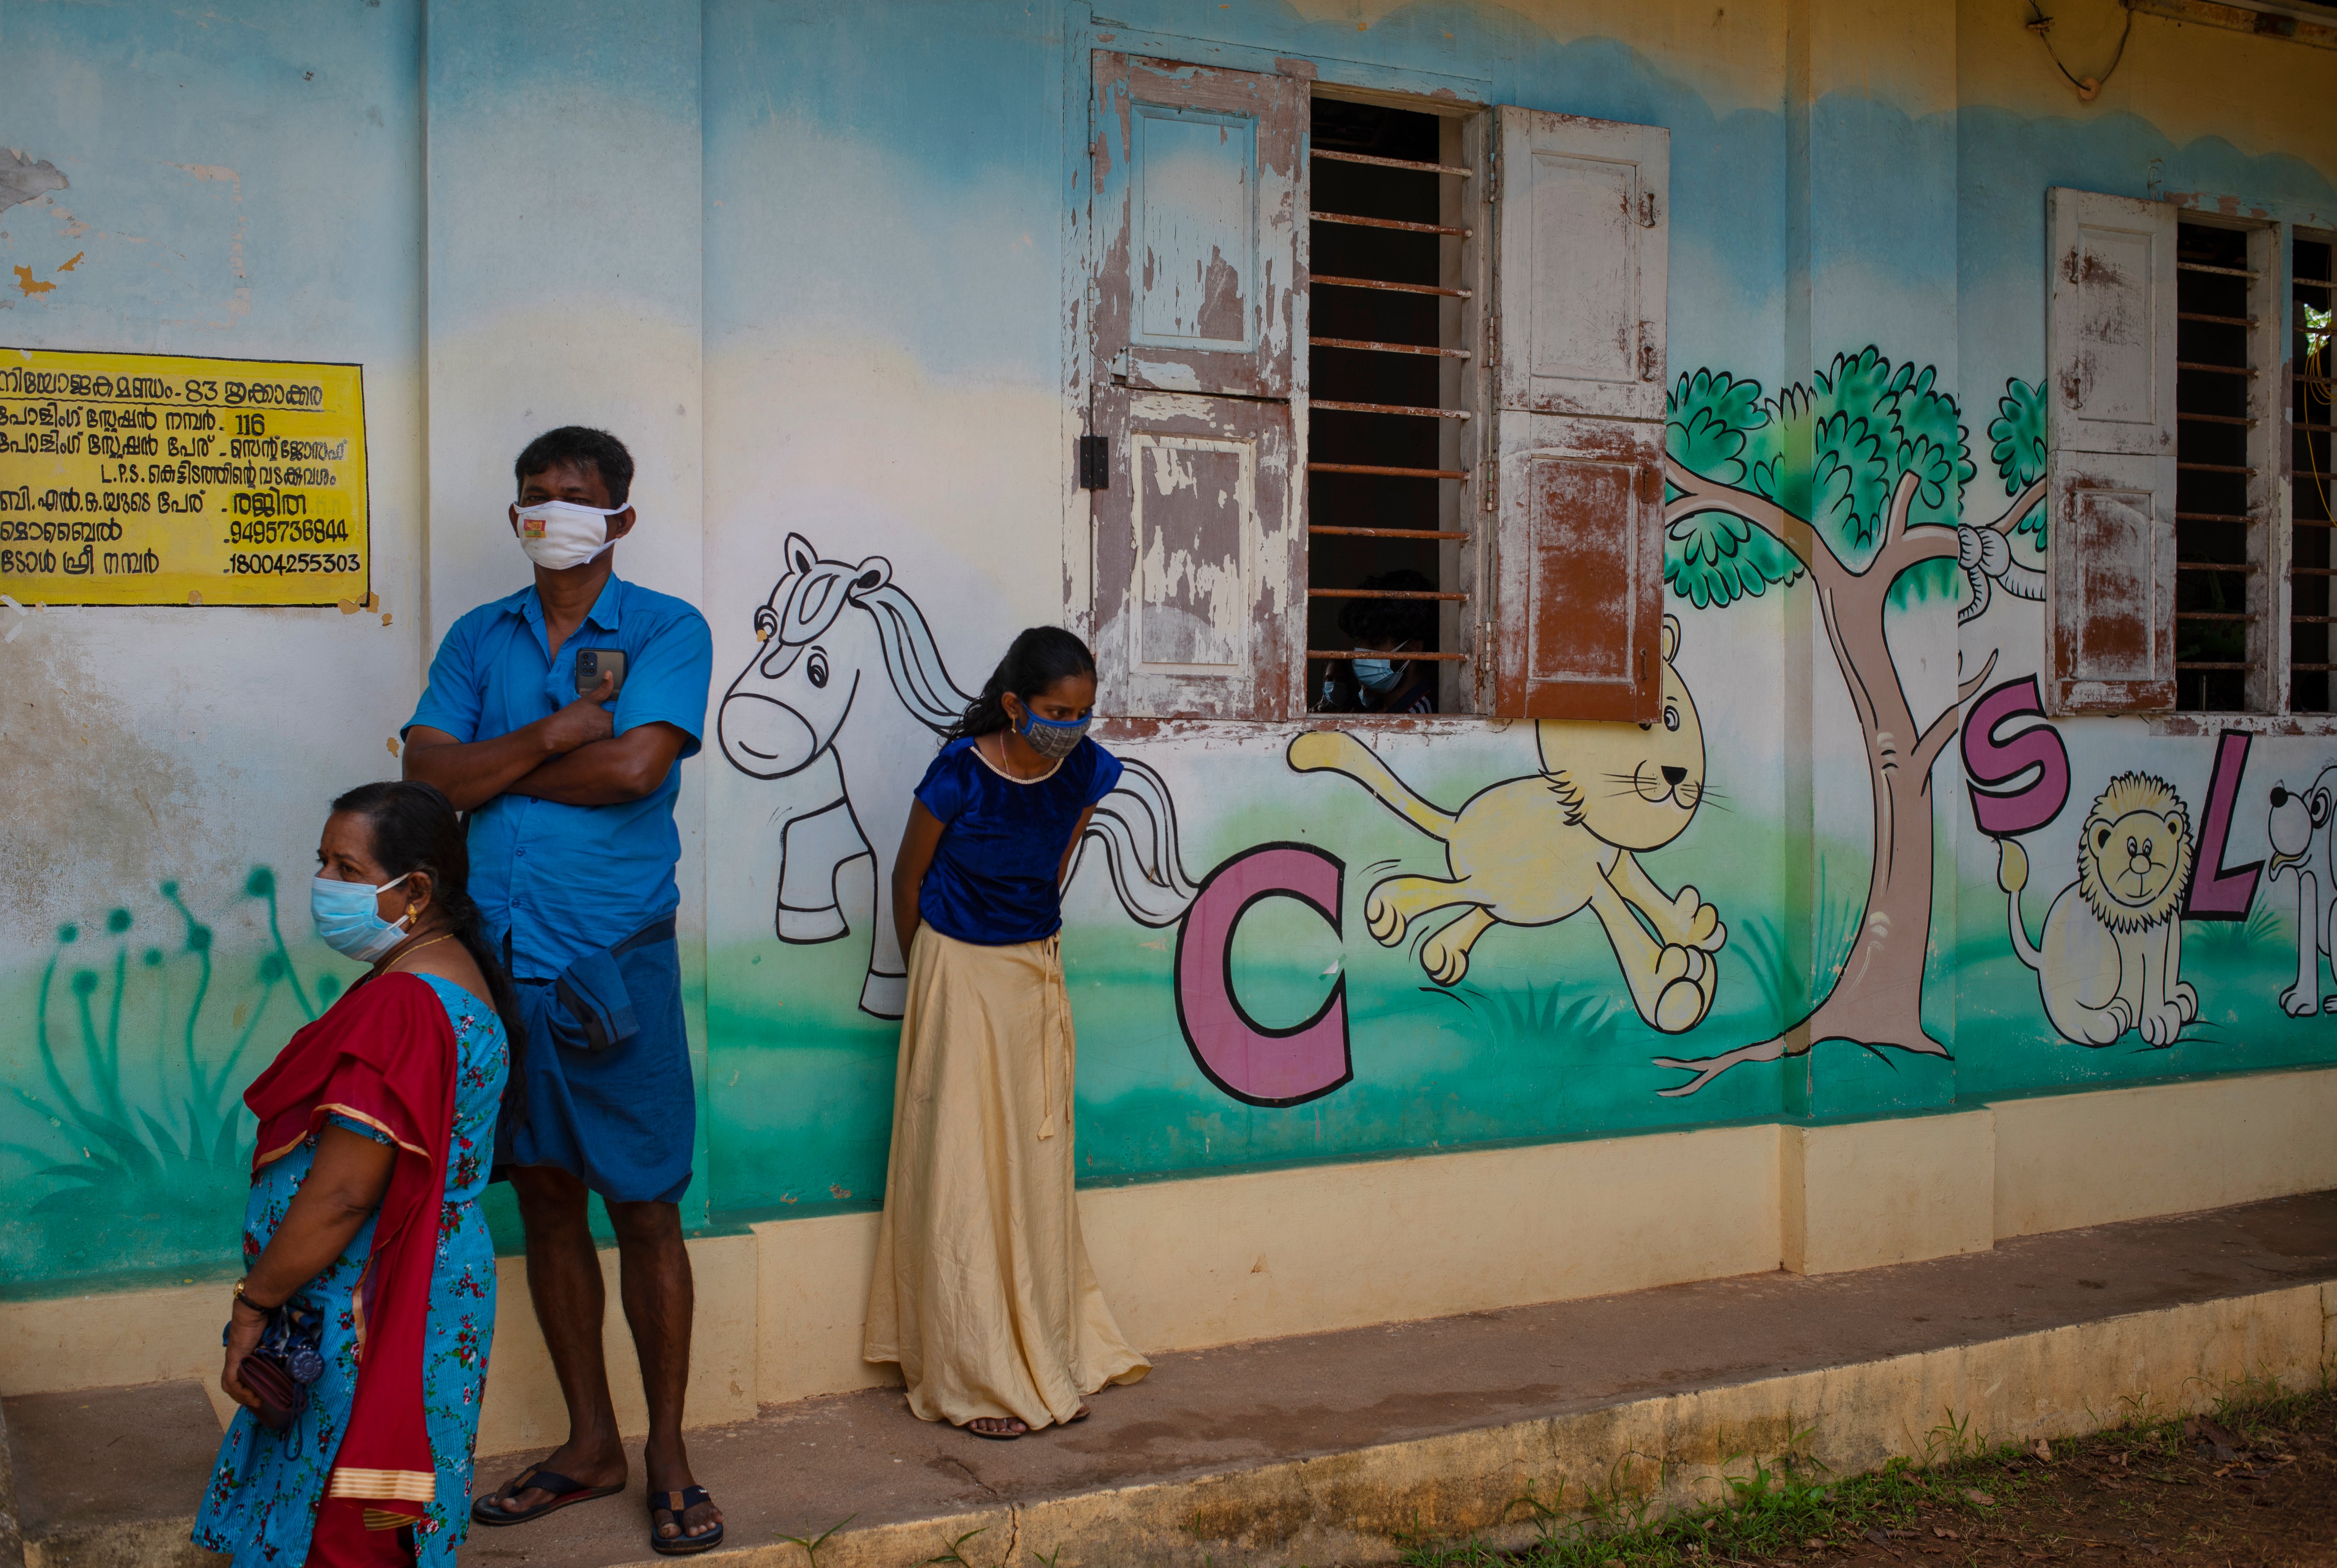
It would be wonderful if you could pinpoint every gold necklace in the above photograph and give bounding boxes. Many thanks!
[986,731,1050,781]
[377,930,456,976]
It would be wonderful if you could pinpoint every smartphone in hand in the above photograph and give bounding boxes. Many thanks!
[575,647,627,700]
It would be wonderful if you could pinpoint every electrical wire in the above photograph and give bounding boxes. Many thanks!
[2305,301,2333,523]
[2026,0,2134,100]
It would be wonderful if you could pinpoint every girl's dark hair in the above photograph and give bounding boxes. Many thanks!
[329,780,529,1055]
[943,626,1099,741]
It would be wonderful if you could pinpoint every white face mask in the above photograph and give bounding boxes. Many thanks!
[514,499,627,571]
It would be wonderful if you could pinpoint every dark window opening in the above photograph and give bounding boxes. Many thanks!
[1305,96,1468,716]
[2173,220,2258,713]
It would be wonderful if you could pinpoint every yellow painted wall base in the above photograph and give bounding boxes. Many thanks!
[0,1233,759,1455]
[1783,1110,1996,1274]
[1992,1068,2337,1239]
[3,1065,2332,1443]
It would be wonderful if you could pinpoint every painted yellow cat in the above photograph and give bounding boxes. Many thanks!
[1288,614,1724,1033]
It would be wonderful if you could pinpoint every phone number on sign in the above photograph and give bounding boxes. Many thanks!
[227,551,364,575]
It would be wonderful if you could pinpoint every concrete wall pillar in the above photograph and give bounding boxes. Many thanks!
[1779,1,1964,1119]
[421,0,713,1221]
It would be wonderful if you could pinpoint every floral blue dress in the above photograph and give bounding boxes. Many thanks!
[194,976,506,1568]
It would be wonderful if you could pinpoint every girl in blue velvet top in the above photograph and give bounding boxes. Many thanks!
[861,628,1150,1440]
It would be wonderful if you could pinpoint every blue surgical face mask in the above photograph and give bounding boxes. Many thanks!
[310,872,413,963]
[1017,706,1092,761]
[1353,657,1400,693]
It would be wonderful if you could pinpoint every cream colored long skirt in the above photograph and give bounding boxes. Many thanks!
[863,926,1150,1429]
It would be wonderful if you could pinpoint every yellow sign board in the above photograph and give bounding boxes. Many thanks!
[0,347,368,606]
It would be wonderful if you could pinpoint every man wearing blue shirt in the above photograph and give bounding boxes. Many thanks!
[403,428,722,1551]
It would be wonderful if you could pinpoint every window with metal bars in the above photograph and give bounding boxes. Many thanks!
[2173,220,2266,712]
[2044,191,2304,720]
[1304,97,1472,716]
[1083,55,1668,723]
[2294,232,2336,714]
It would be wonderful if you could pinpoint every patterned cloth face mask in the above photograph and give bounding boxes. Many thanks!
[1016,706,1091,761]
[514,499,627,571]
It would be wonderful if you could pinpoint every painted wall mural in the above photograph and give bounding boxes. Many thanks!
[1651,349,2042,1094]
[713,533,1201,1016]
[704,348,2328,1140]
[10,0,2337,1300]
[2,871,346,1283]
[713,534,1368,1108]
[2267,766,2337,1017]
[1998,773,2198,1048]
[1288,615,1724,1032]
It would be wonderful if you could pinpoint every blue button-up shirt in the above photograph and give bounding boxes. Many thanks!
[406,575,713,980]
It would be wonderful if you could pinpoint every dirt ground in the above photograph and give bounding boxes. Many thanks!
[1405,1386,2337,1568]
[1807,1399,2337,1568]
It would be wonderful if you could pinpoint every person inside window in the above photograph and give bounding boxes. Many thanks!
[1335,569,1439,716]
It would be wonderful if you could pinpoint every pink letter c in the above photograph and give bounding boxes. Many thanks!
[1173,843,1352,1108]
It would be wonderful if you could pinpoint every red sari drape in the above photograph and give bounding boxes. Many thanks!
[243,972,458,1555]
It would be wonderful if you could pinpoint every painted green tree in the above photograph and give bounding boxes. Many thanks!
[1652,350,2045,1095]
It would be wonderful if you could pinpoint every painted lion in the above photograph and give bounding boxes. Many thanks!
[1998,771,2197,1047]
[1288,614,1723,1033]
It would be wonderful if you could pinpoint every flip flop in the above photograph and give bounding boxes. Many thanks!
[963,1417,1027,1440]
[650,1487,726,1555]
[470,1466,623,1527]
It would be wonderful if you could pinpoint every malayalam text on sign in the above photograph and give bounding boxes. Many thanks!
[0,347,368,606]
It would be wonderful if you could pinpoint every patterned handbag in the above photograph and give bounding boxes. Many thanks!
[225,1296,327,1431]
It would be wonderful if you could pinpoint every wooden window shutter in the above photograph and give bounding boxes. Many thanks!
[1091,53,1304,399]
[2045,188,2178,713]
[1088,53,1306,720]
[1486,108,1668,722]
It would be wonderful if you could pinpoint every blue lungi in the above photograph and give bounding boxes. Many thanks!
[498,933,694,1205]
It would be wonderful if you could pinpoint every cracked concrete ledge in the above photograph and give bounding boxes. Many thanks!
[674,1282,2336,1568]
[24,1519,207,1568]
[0,1396,22,1568]
[23,1271,2337,1568]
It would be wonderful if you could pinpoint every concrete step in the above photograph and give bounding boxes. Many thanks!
[9,1193,2335,1568]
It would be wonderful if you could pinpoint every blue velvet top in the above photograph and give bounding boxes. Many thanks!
[914,735,1123,945]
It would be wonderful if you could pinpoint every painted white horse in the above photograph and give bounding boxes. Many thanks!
[718,533,1198,1018]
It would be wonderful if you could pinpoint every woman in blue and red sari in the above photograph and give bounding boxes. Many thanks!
[195,780,519,1568]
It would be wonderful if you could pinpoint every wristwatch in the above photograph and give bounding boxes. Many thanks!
[232,1277,276,1314]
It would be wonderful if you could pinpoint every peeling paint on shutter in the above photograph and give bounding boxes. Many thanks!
[1092,53,1305,400]
[1492,108,1668,423]
[1485,109,1667,721]
[1090,388,1299,719]
[2048,188,2177,457]
[2048,454,2176,711]
[1087,54,1306,720]
[1489,415,1663,721]
[2046,189,2178,712]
